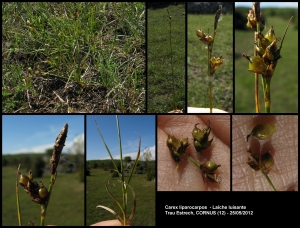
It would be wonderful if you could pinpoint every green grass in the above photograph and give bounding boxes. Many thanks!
[235,16,298,113]
[188,13,233,113]
[86,169,155,226]
[147,4,186,112]
[2,166,84,226]
[2,2,145,113]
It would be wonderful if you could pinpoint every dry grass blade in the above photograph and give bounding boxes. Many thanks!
[96,205,123,224]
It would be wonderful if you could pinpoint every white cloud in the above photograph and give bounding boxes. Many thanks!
[7,133,85,155]
[7,143,54,154]
[65,134,85,154]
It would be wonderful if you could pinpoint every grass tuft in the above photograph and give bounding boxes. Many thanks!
[2,2,145,113]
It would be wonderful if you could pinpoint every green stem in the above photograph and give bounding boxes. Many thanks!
[208,44,212,113]
[184,154,200,169]
[255,10,261,113]
[16,164,22,226]
[41,173,55,226]
[261,169,277,191]
[255,73,260,112]
[40,204,46,226]
[264,78,271,113]
[116,116,126,218]
[208,28,217,113]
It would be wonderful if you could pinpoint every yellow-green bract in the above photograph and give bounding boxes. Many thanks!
[247,124,276,142]
[200,161,221,173]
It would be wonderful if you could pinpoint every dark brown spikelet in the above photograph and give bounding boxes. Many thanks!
[214,5,222,31]
[50,123,68,175]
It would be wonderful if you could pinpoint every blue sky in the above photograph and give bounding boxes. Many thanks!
[235,2,298,8]
[2,115,84,155]
[86,115,155,161]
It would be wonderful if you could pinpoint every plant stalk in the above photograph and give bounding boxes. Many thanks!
[264,78,271,113]
[167,9,176,110]
[184,154,200,169]
[255,2,261,113]
[16,164,22,226]
[261,170,276,191]
[208,44,212,113]
[95,116,140,225]
[115,115,127,223]
[255,73,260,112]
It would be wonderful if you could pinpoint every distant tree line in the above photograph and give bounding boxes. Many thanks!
[86,157,156,181]
[3,148,85,182]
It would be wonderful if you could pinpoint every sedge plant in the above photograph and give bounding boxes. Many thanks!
[94,116,140,226]
[242,2,293,113]
[166,8,183,113]
[196,5,224,113]
[16,123,68,226]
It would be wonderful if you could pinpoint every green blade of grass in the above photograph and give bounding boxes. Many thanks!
[127,133,141,185]
[94,118,120,176]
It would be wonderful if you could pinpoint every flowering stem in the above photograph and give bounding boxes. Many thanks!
[167,9,176,110]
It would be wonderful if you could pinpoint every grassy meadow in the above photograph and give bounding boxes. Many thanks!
[188,13,233,113]
[2,166,84,226]
[147,4,186,112]
[235,16,298,113]
[2,2,145,113]
[86,169,155,226]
